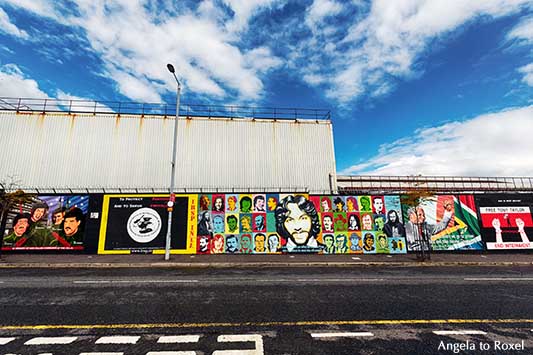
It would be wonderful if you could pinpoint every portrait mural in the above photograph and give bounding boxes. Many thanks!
[2,195,88,250]
[402,194,483,252]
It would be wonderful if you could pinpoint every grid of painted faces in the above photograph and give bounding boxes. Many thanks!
[309,195,407,254]
[196,194,283,254]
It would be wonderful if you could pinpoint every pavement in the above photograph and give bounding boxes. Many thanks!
[0,252,532,268]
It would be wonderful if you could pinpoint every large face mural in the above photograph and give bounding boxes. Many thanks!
[2,195,88,250]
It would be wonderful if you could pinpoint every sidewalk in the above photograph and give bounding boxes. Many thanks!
[0,252,531,268]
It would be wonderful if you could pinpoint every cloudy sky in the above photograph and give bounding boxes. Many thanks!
[0,0,532,176]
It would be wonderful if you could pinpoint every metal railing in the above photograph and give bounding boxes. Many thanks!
[336,175,533,194]
[0,97,331,121]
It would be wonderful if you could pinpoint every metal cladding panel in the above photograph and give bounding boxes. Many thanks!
[0,112,335,193]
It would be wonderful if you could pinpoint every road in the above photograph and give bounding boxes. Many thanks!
[0,266,532,354]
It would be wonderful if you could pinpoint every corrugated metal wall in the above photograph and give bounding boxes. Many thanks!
[0,111,335,194]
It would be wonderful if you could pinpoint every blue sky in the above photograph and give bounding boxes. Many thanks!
[0,0,532,176]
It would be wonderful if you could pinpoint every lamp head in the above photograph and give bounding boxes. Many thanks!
[167,63,175,73]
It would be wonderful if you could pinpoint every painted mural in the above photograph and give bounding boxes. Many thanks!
[402,194,483,251]
[195,194,407,254]
[98,194,196,254]
[475,194,533,250]
[2,195,88,250]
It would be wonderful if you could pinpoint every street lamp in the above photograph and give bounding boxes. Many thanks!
[165,63,181,261]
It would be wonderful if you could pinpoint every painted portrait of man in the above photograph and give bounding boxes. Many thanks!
[275,195,322,253]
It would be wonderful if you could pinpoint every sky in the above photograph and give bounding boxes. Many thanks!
[0,0,532,177]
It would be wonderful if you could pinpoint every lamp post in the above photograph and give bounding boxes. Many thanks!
[165,63,181,261]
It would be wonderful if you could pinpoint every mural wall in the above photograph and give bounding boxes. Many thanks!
[476,194,533,250]
[402,194,483,251]
[2,192,532,254]
[2,195,88,250]
[97,194,197,254]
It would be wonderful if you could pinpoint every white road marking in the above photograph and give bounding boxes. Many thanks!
[351,257,361,260]
[74,280,199,284]
[213,334,264,355]
[95,336,140,344]
[157,335,201,343]
[311,332,374,338]
[0,337,16,345]
[146,352,197,355]
[464,278,533,281]
[25,337,77,345]
[433,330,487,335]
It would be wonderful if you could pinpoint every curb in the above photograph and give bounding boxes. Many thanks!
[0,261,531,268]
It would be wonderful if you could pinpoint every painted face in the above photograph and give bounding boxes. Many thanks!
[242,199,251,212]
[255,235,266,252]
[349,215,358,229]
[267,197,277,211]
[347,199,355,211]
[360,197,370,210]
[336,235,346,250]
[214,198,223,211]
[200,196,210,210]
[63,217,81,237]
[52,212,64,225]
[416,207,426,223]
[389,211,397,223]
[336,202,343,211]
[254,215,263,227]
[227,217,238,231]
[373,198,384,213]
[321,200,330,212]
[268,235,279,251]
[32,208,45,222]
[375,217,385,231]
[323,216,333,231]
[13,218,29,236]
[213,216,224,232]
[284,203,312,245]
[362,214,372,230]
[255,198,265,210]
[226,236,238,251]
[228,197,236,210]
[241,217,251,231]
[379,236,387,248]
[364,235,374,248]
[214,235,224,251]
[350,234,360,246]
[324,235,334,247]
[241,235,251,249]
[199,237,208,250]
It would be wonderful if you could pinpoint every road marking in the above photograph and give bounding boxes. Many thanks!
[351,257,361,260]
[214,334,264,355]
[146,352,197,355]
[433,330,487,335]
[464,278,533,281]
[79,353,124,355]
[74,280,199,284]
[0,337,16,345]
[25,336,77,345]
[95,336,140,344]
[158,335,201,343]
[1,319,532,330]
[311,332,374,338]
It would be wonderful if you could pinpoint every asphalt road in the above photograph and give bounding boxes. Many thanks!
[0,266,532,354]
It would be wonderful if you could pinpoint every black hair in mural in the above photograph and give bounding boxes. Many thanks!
[275,194,321,245]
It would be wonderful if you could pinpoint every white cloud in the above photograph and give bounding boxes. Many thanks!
[305,0,343,29]
[507,16,533,43]
[518,63,533,86]
[301,0,532,104]
[340,105,533,176]
[2,0,283,102]
[0,7,28,39]
[0,64,49,98]
[507,17,533,86]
